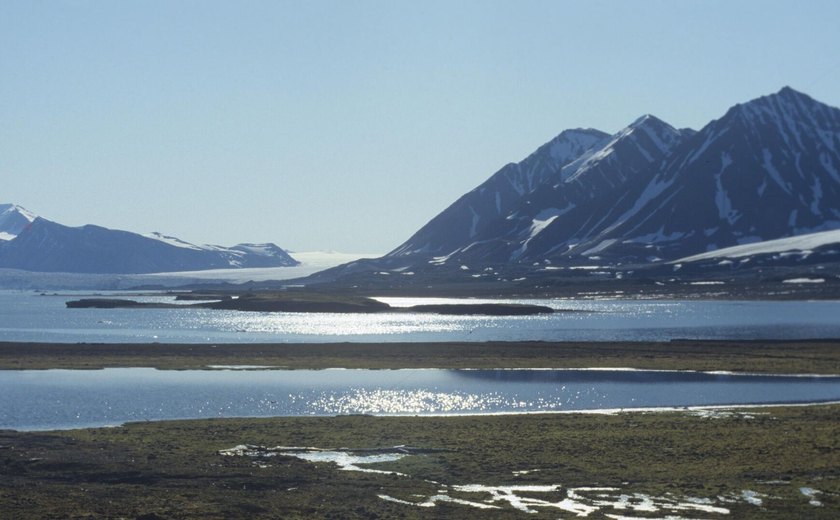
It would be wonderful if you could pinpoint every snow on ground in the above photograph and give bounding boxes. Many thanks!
[221,444,786,517]
[676,229,840,263]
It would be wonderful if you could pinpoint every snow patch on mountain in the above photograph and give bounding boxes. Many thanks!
[762,149,791,194]
[714,152,738,224]
[677,229,840,262]
[144,232,204,250]
[232,243,286,256]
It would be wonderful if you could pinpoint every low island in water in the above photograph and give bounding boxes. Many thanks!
[65,292,555,316]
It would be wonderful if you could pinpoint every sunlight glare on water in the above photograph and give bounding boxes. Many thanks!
[205,311,475,336]
[300,387,609,415]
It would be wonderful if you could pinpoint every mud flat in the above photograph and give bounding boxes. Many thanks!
[2,339,840,373]
[1,404,838,518]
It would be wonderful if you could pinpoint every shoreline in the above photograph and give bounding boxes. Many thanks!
[3,339,840,374]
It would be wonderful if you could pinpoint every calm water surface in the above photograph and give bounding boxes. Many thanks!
[2,368,839,431]
[1,291,840,343]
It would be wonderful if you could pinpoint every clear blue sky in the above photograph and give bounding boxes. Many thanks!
[2,0,839,253]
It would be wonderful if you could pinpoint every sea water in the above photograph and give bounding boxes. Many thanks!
[1,291,840,343]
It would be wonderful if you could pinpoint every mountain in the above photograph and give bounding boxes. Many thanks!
[315,87,840,285]
[388,128,608,257]
[0,206,299,274]
[424,114,691,264]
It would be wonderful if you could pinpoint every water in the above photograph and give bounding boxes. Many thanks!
[2,368,838,431]
[2,291,840,343]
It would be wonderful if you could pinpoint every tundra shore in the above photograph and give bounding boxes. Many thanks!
[1,339,840,373]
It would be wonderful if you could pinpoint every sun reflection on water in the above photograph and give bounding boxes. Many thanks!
[204,311,502,336]
[294,388,599,415]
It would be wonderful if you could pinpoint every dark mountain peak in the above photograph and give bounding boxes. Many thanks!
[559,114,682,185]
[626,114,684,151]
[775,85,814,103]
[739,85,812,107]
[525,127,608,170]
[727,86,840,129]
[629,113,661,127]
[626,113,680,135]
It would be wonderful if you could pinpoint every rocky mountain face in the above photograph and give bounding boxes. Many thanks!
[582,86,840,264]
[0,208,298,274]
[318,87,840,283]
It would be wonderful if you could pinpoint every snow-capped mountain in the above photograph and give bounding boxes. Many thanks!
[318,87,840,283]
[0,206,299,274]
[0,203,36,241]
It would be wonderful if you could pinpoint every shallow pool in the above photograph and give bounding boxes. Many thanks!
[2,368,839,430]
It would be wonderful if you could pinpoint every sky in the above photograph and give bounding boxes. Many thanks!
[2,0,839,254]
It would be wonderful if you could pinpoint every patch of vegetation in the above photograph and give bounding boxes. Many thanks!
[1,404,838,518]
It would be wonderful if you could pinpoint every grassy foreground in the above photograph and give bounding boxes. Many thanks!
[1,405,839,519]
[2,339,840,373]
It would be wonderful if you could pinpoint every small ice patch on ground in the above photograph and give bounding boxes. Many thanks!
[378,493,500,510]
[283,450,406,475]
[205,365,283,370]
[783,278,825,284]
[740,490,765,506]
[685,409,766,420]
[218,445,409,474]
[511,468,541,475]
[800,487,823,506]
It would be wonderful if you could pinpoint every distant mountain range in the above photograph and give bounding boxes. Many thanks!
[0,204,298,274]
[316,87,840,285]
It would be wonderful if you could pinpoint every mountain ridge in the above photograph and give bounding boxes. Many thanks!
[0,206,299,274]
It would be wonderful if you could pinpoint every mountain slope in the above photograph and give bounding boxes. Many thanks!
[388,128,608,257]
[0,207,299,274]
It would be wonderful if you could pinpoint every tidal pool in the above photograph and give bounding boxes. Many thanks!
[2,368,839,431]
